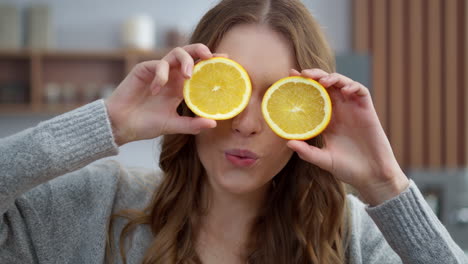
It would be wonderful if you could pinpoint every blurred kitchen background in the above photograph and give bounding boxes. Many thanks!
[0,0,467,253]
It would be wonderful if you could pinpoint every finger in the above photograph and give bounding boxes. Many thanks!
[194,52,228,64]
[301,68,329,80]
[166,116,217,135]
[319,72,354,89]
[130,61,160,84]
[163,44,213,69]
[341,81,369,99]
[167,47,195,78]
[290,69,301,76]
[287,140,332,171]
[212,53,229,58]
[149,60,170,94]
[184,43,213,60]
[352,82,369,97]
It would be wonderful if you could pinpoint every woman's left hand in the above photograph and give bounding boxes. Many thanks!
[286,69,409,205]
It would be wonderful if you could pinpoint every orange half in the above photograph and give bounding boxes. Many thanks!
[261,76,332,140]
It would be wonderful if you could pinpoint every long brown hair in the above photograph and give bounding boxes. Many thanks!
[108,0,349,263]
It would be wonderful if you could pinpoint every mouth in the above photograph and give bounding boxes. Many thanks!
[224,149,259,167]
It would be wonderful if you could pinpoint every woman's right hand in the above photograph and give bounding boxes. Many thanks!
[105,44,217,146]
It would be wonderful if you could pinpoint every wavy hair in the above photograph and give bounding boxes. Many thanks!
[108,0,349,263]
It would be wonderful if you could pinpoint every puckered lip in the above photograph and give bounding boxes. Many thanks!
[224,149,259,160]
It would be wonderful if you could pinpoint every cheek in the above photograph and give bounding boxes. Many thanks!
[195,131,212,162]
[262,135,294,173]
[195,127,225,173]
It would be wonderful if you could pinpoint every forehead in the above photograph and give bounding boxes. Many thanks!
[215,24,296,86]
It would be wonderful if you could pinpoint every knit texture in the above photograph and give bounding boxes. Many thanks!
[0,100,466,264]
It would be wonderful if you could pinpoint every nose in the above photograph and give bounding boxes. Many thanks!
[231,97,263,137]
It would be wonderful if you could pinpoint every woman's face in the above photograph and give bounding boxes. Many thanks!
[195,23,296,195]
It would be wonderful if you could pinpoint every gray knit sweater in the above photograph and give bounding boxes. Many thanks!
[0,99,466,264]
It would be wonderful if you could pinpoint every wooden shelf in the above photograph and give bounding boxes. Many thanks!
[0,49,167,114]
[40,103,86,114]
[0,49,169,58]
[0,103,33,114]
[0,50,30,59]
[0,103,89,115]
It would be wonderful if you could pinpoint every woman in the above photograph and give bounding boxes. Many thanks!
[0,0,466,263]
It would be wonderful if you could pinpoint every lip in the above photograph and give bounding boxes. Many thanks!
[225,149,259,167]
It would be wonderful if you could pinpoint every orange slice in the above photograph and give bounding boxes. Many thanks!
[183,57,252,120]
[261,76,332,140]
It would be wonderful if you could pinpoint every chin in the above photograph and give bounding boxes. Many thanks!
[214,170,271,195]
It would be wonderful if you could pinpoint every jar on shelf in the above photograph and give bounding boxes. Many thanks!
[99,84,115,99]
[81,82,99,103]
[121,15,155,51]
[44,82,61,104]
[62,82,78,104]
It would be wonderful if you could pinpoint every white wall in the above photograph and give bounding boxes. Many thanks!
[304,0,351,54]
[0,0,352,169]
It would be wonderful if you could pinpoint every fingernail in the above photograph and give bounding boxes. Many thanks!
[185,65,192,77]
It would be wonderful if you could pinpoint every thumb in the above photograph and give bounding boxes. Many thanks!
[166,116,217,135]
[287,140,332,171]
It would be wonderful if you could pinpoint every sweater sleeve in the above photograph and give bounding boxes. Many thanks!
[0,99,119,215]
[0,100,122,263]
[365,180,467,263]
[347,180,467,264]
